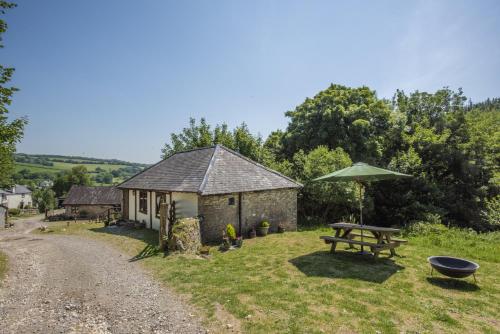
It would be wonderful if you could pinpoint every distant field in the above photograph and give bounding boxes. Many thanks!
[14,154,146,186]
[15,162,130,174]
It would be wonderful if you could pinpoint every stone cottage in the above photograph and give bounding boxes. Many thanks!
[118,145,302,243]
[63,186,122,218]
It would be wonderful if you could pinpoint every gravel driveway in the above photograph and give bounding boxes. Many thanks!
[0,217,205,334]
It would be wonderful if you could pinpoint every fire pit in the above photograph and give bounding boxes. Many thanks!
[428,256,479,283]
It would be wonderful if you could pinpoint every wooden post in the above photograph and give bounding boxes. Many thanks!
[168,200,176,240]
[159,202,168,251]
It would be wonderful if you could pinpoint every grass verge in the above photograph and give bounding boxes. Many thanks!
[0,251,8,284]
[38,221,500,333]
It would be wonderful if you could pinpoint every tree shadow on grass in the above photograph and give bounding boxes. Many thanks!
[426,277,480,291]
[289,250,405,283]
[89,226,160,262]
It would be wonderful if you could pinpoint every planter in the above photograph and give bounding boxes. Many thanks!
[257,226,269,236]
[235,238,243,248]
[199,246,210,255]
[248,229,257,239]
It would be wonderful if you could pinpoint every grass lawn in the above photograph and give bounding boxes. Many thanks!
[38,222,500,333]
[0,251,7,284]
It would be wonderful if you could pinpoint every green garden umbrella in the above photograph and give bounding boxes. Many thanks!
[313,162,411,252]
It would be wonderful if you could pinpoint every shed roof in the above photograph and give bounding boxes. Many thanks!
[118,145,301,195]
[63,186,122,206]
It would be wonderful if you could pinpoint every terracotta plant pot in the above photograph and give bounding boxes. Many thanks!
[257,226,269,236]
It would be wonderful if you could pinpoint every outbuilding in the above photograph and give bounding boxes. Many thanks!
[118,145,302,243]
[63,186,122,218]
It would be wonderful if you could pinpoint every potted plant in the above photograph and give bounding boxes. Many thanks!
[220,224,237,251]
[277,223,285,233]
[248,228,257,239]
[199,245,211,255]
[235,236,243,248]
[220,237,231,251]
[257,221,270,236]
[226,224,237,242]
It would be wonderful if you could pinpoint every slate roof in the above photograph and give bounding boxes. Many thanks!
[0,185,32,195]
[63,186,122,206]
[118,145,302,195]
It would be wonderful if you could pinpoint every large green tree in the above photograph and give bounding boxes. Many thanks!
[52,166,92,197]
[0,2,26,187]
[274,85,499,230]
[282,84,393,163]
[293,146,355,221]
[33,188,56,217]
[161,117,265,162]
[376,88,498,229]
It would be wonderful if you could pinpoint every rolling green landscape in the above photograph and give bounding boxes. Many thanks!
[13,153,148,187]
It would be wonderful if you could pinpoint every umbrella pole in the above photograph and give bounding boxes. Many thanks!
[359,182,364,252]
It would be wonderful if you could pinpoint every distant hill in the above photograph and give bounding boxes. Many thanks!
[13,153,149,187]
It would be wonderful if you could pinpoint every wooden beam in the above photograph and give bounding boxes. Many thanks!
[159,202,168,251]
[238,192,242,237]
[149,191,153,229]
[134,190,137,222]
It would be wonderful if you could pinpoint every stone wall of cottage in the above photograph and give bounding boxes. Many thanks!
[240,188,297,234]
[198,193,239,243]
[198,188,297,243]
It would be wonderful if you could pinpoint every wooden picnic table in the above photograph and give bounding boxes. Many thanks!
[320,223,407,258]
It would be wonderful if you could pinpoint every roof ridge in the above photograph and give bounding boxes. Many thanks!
[213,145,303,187]
[197,146,219,194]
[169,145,216,155]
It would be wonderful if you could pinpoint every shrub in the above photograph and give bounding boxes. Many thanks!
[482,195,500,227]
[403,213,445,237]
[8,208,20,216]
[261,221,270,228]
[226,224,237,240]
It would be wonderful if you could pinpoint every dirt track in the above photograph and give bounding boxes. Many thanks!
[0,217,205,334]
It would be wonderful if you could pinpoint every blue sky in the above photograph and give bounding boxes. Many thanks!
[3,0,500,163]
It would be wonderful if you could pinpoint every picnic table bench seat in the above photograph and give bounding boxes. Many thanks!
[321,223,407,259]
[320,236,396,250]
[345,233,408,243]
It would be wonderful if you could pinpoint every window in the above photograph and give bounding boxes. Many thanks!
[228,197,235,206]
[155,192,167,218]
[139,191,148,214]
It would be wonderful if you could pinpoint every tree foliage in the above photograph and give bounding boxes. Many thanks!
[33,188,56,215]
[293,146,356,221]
[161,117,264,162]
[0,2,26,187]
[282,84,392,163]
[164,84,499,231]
[53,166,92,197]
